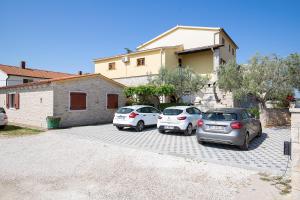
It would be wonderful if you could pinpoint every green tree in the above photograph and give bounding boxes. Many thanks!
[286,53,300,90]
[152,67,209,102]
[218,54,298,110]
[124,84,175,106]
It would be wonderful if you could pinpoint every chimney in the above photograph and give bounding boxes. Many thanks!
[20,61,26,69]
[78,71,82,75]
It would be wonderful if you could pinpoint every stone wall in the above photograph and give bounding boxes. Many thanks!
[260,108,291,127]
[0,85,54,128]
[53,77,126,128]
[289,108,300,199]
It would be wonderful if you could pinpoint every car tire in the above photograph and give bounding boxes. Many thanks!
[257,125,262,137]
[135,121,144,132]
[116,126,124,131]
[240,133,249,151]
[184,124,193,136]
[197,139,204,144]
[158,129,165,134]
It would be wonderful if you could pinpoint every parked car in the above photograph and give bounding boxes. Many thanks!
[196,108,262,150]
[0,107,8,129]
[157,106,202,136]
[113,105,161,132]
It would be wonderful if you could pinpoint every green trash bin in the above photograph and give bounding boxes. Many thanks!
[46,116,61,129]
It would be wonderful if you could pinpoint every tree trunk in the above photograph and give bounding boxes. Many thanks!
[259,101,267,128]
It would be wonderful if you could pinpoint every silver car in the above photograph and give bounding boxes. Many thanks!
[0,107,8,129]
[196,108,262,150]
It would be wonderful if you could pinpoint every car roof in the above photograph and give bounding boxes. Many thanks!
[121,105,154,109]
[206,107,246,113]
[164,106,194,110]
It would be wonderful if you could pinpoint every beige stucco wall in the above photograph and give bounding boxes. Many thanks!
[138,28,220,50]
[53,77,126,128]
[219,31,236,63]
[94,49,163,79]
[0,85,54,128]
[181,50,214,74]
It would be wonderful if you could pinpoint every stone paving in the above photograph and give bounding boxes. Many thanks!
[54,124,291,174]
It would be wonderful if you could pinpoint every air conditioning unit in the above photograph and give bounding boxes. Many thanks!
[122,56,130,63]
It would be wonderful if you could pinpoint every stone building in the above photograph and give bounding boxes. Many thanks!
[0,74,126,128]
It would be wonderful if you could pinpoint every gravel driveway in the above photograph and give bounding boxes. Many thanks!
[0,131,289,200]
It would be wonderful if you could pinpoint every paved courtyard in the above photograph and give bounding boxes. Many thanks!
[53,124,291,174]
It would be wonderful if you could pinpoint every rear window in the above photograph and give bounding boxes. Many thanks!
[116,107,134,114]
[0,108,5,114]
[163,109,183,116]
[203,112,237,121]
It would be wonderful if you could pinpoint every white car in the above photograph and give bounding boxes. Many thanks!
[157,106,202,136]
[0,107,8,129]
[113,105,161,132]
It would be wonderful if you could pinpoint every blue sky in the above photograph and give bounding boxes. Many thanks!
[0,0,299,74]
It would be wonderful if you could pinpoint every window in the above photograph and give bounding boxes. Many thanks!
[137,58,145,66]
[219,58,226,65]
[229,44,231,52]
[241,111,249,120]
[202,112,238,121]
[178,58,182,67]
[108,62,116,70]
[150,107,160,113]
[222,37,225,45]
[107,94,118,109]
[70,92,86,110]
[6,93,20,109]
[186,108,194,114]
[232,48,235,56]
[23,79,33,83]
[192,107,201,115]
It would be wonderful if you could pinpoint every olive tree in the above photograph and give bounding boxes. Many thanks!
[218,54,299,110]
[152,67,209,103]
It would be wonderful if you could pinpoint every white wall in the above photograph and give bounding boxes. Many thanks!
[0,70,8,87]
[6,75,44,86]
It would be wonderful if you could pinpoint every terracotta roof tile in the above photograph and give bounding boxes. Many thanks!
[0,64,73,79]
[0,73,125,90]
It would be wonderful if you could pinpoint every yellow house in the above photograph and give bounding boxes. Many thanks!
[94,25,238,108]
[94,25,237,85]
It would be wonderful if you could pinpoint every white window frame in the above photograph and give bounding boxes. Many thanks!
[8,92,16,110]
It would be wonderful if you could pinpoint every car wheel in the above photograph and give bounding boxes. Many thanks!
[257,125,262,137]
[240,133,249,150]
[116,126,124,131]
[135,121,144,132]
[184,124,193,136]
[158,129,165,134]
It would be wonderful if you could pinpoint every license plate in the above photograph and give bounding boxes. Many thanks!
[209,125,225,130]
[117,116,125,119]
[165,126,174,129]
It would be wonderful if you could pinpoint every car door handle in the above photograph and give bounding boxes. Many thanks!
[142,114,146,116]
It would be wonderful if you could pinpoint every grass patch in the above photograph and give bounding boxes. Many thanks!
[259,173,292,195]
[0,125,43,137]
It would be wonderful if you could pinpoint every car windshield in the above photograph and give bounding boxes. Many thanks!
[203,112,237,121]
[0,108,5,114]
[163,109,183,116]
[116,107,134,114]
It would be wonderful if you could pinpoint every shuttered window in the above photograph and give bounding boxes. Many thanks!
[70,92,87,110]
[107,94,118,109]
[6,93,20,109]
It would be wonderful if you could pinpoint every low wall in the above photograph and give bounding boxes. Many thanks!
[260,108,291,127]
[290,108,300,200]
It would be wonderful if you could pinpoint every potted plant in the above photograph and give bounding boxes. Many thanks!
[46,116,61,129]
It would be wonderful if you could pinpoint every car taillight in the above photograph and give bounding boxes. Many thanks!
[158,115,162,119]
[197,119,204,127]
[177,116,187,120]
[129,112,139,118]
[230,122,243,129]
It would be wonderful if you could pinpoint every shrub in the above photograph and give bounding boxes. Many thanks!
[158,103,188,111]
[247,107,260,119]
